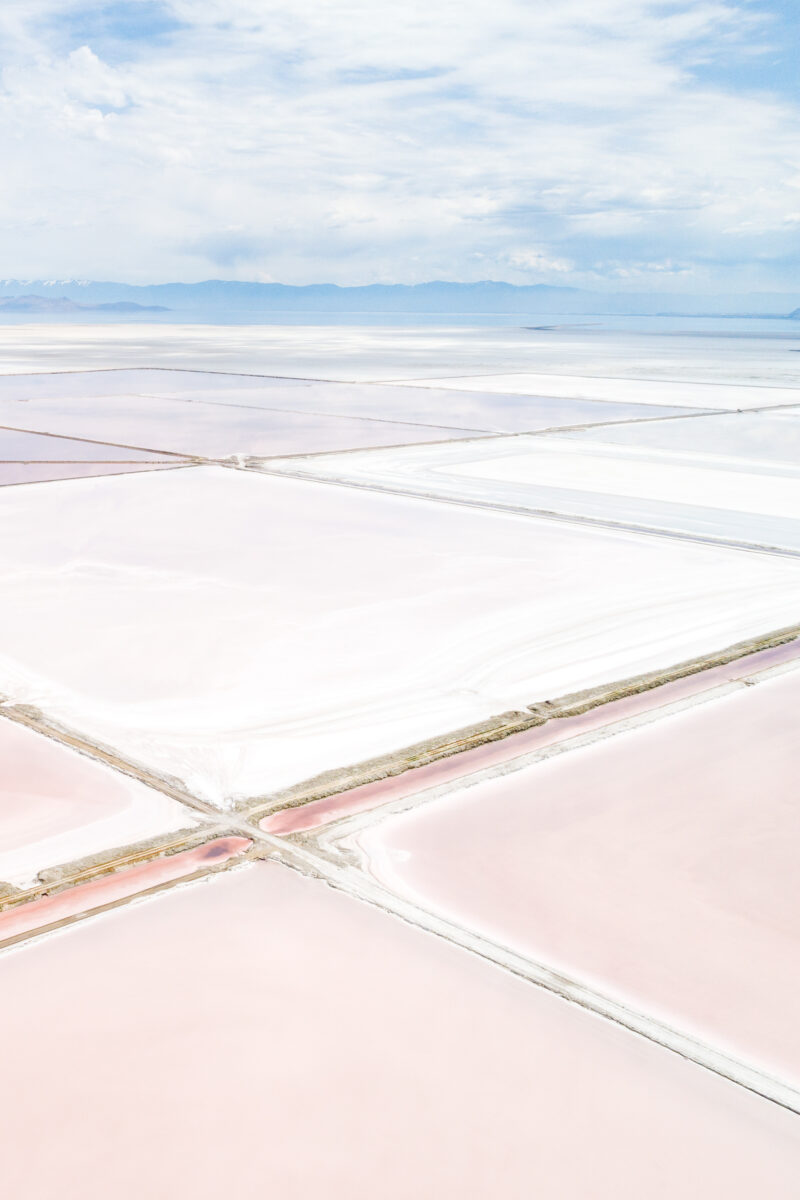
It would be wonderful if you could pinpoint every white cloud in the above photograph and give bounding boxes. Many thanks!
[506,250,574,274]
[0,0,796,287]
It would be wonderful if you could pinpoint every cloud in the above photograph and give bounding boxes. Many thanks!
[0,0,797,288]
[183,229,274,268]
[506,250,574,274]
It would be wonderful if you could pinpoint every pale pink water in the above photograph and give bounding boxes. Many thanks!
[0,461,185,486]
[0,392,487,458]
[0,426,182,461]
[0,367,686,433]
[356,666,800,1083]
[0,719,196,886]
[0,836,252,944]
[1,863,799,1198]
[148,377,684,432]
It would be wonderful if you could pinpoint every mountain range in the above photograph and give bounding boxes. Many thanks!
[0,294,168,313]
[0,279,798,317]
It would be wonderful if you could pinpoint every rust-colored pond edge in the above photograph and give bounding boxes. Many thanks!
[259,625,800,836]
[0,835,253,951]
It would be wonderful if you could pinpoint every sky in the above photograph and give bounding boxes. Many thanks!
[0,0,798,290]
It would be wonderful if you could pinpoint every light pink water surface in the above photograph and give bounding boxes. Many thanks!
[0,368,687,432]
[356,665,800,1084]
[0,392,487,457]
[0,426,182,461]
[0,719,197,887]
[0,836,251,944]
[0,461,184,486]
[0,369,184,400]
[145,377,686,432]
[1,862,799,1198]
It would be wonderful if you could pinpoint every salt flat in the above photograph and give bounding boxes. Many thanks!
[1,330,799,1172]
[270,410,800,554]
[565,406,800,463]
[0,323,798,387]
[1,464,798,805]
[401,372,800,410]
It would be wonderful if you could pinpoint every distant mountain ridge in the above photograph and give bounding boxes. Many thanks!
[0,279,798,316]
[0,293,168,313]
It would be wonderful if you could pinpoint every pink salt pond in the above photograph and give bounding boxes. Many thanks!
[0,426,182,461]
[0,718,198,888]
[352,664,800,1088]
[150,377,686,432]
[1,862,799,1199]
[0,366,687,433]
[0,461,184,487]
[0,426,187,486]
[0,391,488,458]
[262,635,800,834]
[0,836,251,946]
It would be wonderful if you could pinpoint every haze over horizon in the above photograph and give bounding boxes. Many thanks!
[0,1,798,293]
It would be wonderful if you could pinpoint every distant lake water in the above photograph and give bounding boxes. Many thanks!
[0,310,797,338]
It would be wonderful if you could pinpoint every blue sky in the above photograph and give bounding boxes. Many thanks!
[688,1,800,99]
[48,3,187,58]
[0,0,797,290]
